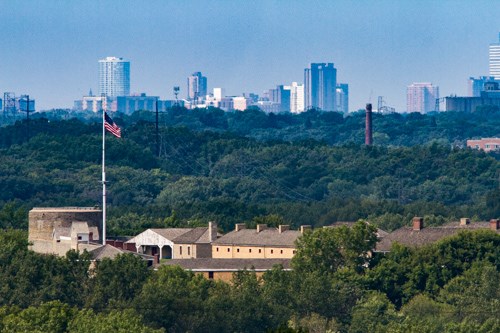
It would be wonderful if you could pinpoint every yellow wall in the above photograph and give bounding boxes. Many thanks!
[212,245,296,259]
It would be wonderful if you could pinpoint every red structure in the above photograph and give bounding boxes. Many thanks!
[365,103,373,145]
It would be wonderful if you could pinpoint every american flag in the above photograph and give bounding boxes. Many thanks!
[104,112,122,138]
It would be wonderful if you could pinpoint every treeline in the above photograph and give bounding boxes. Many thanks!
[0,225,499,332]
[0,113,498,233]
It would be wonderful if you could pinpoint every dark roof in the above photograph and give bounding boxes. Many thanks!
[172,227,210,244]
[376,222,499,252]
[161,258,291,271]
[212,228,301,247]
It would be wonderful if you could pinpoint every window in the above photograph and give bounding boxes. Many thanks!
[475,145,479,148]
[280,250,283,254]
[249,249,252,253]
[208,271,214,279]
[237,248,240,253]
[259,249,262,253]
[271,249,274,254]
[293,250,296,254]
[188,246,190,256]
[180,246,182,255]
[227,248,230,252]
[486,144,490,148]
[216,247,219,252]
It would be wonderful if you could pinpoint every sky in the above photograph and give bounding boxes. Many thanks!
[1,0,499,111]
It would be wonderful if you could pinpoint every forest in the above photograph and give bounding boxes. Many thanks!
[0,106,498,234]
[0,107,499,332]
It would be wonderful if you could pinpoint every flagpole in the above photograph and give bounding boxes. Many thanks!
[101,94,106,245]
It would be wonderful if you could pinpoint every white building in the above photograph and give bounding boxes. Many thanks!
[490,33,500,79]
[98,57,130,97]
[289,82,304,113]
[336,83,349,113]
[406,82,439,113]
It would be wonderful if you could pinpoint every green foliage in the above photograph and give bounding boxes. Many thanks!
[292,221,378,274]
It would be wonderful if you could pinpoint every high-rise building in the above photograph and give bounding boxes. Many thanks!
[406,82,439,113]
[304,63,337,111]
[289,82,305,113]
[98,57,130,97]
[468,76,499,97]
[336,83,349,113]
[489,33,500,79]
[187,72,207,101]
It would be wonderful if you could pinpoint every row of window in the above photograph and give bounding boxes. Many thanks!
[179,246,191,256]
[215,247,296,255]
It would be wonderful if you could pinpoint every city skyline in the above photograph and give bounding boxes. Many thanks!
[1,1,499,111]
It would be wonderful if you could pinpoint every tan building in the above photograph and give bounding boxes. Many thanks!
[376,217,500,253]
[467,138,500,152]
[161,258,291,282]
[28,207,103,256]
[126,222,219,259]
[212,224,310,259]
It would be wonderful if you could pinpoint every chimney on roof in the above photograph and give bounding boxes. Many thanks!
[235,223,246,232]
[278,225,290,233]
[256,224,267,233]
[300,225,312,234]
[209,221,217,242]
[490,219,499,231]
[412,217,424,231]
[460,218,470,226]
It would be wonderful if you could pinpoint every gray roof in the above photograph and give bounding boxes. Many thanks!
[172,227,210,244]
[149,228,193,240]
[213,228,301,247]
[161,258,291,271]
[376,221,499,252]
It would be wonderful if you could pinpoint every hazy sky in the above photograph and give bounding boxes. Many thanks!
[1,0,499,111]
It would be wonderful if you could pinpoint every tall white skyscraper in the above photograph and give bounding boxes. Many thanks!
[289,82,304,113]
[406,82,439,113]
[304,63,337,111]
[489,33,500,79]
[98,57,130,97]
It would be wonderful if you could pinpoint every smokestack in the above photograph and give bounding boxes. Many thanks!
[365,103,373,145]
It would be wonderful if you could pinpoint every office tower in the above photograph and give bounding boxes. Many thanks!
[187,72,207,101]
[304,63,337,111]
[406,82,439,113]
[98,57,130,97]
[336,83,349,113]
[489,33,500,79]
[290,82,305,113]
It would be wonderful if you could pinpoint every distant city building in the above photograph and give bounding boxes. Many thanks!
[489,33,500,79]
[467,138,500,152]
[117,94,159,114]
[98,57,130,97]
[446,81,500,112]
[468,76,499,97]
[1,92,35,114]
[336,83,349,113]
[406,82,439,113]
[187,72,207,101]
[232,96,250,111]
[213,88,224,101]
[289,82,305,113]
[304,63,337,111]
[255,101,281,114]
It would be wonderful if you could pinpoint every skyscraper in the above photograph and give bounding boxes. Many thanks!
[187,72,207,101]
[98,57,130,97]
[406,82,439,113]
[304,63,337,111]
[289,82,305,113]
[336,83,349,113]
[489,33,500,79]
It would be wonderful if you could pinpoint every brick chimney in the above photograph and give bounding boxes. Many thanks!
[490,219,499,231]
[365,103,373,145]
[209,221,217,242]
[278,225,290,233]
[300,225,312,234]
[412,217,424,231]
[256,224,267,233]
[235,223,246,232]
[460,218,470,226]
